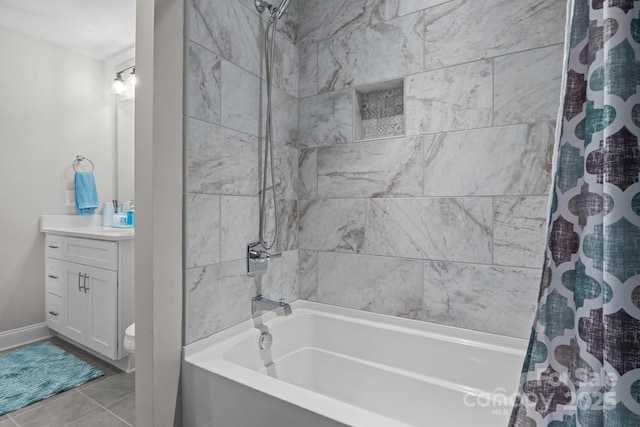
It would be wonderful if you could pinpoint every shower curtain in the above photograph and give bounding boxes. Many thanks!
[509,0,640,426]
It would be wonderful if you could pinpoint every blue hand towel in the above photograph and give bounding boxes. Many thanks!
[74,171,99,216]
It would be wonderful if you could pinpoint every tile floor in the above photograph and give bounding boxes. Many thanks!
[0,337,135,427]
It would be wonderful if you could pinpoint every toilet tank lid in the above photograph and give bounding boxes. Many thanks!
[125,323,135,337]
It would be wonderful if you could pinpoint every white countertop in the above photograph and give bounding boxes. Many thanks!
[40,215,134,241]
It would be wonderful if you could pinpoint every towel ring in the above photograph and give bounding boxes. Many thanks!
[73,155,94,172]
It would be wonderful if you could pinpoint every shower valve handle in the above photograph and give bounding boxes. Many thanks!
[249,248,270,263]
[247,242,280,275]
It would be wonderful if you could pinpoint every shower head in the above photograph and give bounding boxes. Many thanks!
[255,0,290,23]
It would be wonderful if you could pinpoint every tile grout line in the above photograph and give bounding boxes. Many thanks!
[491,58,495,127]
[10,389,103,427]
[4,388,80,423]
[302,42,565,100]
[6,414,18,427]
[75,388,134,427]
[491,196,496,265]
[298,118,558,151]
[308,249,540,270]
[101,403,135,427]
[58,405,104,427]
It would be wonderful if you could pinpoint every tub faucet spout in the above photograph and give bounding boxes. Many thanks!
[252,295,292,317]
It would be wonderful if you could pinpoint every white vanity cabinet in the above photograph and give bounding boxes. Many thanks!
[41,216,134,371]
[61,257,118,358]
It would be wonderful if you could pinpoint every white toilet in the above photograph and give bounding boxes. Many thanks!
[124,323,135,354]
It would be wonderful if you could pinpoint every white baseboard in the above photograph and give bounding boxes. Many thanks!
[0,323,53,352]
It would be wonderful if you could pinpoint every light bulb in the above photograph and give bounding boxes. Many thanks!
[112,73,125,94]
[129,68,136,86]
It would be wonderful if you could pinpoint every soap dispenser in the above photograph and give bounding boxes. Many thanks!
[126,205,135,227]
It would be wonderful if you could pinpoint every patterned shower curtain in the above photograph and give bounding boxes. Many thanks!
[509,0,640,426]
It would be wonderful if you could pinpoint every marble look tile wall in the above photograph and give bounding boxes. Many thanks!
[421,261,541,337]
[493,196,548,269]
[316,136,424,198]
[189,0,261,76]
[299,90,352,148]
[317,12,424,93]
[422,0,566,71]
[186,42,221,124]
[299,199,365,253]
[298,250,318,301]
[298,0,368,44]
[298,0,453,45]
[220,61,261,136]
[185,193,221,269]
[298,42,317,98]
[182,0,564,343]
[365,198,493,263]
[493,45,564,125]
[318,252,423,318]
[298,148,317,199]
[184,0,300,345]
[185,117,259,196]
[405,60,493,135]
[297,0,564,338]
[422,123,554,197]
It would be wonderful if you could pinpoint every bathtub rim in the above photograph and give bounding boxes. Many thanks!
[183,300,528,427]
[184,300,528,358]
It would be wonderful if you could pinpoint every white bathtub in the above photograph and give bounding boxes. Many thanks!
[182,301,527,427]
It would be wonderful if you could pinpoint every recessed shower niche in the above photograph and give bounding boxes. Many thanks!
[354,79,405,141]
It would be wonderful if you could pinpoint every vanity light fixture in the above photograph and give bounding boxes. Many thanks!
[110,65,136,96]
[112,72,126,94]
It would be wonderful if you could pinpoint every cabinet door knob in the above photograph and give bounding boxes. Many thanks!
[48,275,58,279]
[83,274,90,293]
[48,245,59,249]
[78,272,84,292]
[48,310,59,316]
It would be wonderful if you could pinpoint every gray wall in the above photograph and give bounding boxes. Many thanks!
[297,0,566,338]
[0,25,116,334]
[183,0,300,344]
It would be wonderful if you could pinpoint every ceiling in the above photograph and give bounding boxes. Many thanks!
[0,0,135,65]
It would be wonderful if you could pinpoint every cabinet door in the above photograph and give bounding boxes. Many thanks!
[62,261,86,344]
[84,265,118,359]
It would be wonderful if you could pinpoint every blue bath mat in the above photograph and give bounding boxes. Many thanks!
[0,342,103,415]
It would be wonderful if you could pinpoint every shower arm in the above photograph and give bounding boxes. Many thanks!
[254,0,290,22]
